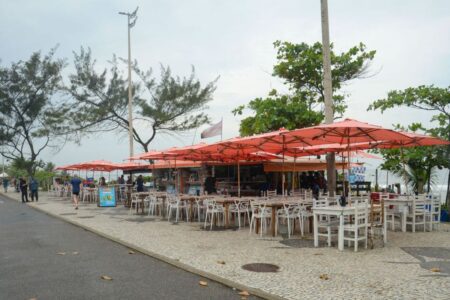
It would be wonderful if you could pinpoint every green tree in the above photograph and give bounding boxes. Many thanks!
[368,86,450,204]
[375,125,446,194]
[67,48,218,152]
[273,41,376,117]
[234,41,376,135]
[232,90,323,136]
[0,49,69,176]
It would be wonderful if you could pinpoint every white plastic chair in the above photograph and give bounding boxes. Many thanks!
[167,196,188,223]
[405,196,427,232]
[148,194,163,216]
[314,198,338,247]
[203,200,225,230]
[249,201,272,237]
[428,194,441,231]
[129,193,140,214]
[276,203,301,238]
[343,201,369,252]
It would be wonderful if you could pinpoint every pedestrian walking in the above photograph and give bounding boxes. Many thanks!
[2,177,9,193]
[30,177,39,202]
[19,177,28,203]
[70,175,82,210]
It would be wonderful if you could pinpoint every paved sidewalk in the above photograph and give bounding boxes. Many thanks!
[2,191,450,299]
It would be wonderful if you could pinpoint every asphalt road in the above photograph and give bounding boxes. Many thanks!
[0,196,259,300]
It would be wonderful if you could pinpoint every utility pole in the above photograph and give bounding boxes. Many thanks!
[119,7,138,158]
[320,0,336,196]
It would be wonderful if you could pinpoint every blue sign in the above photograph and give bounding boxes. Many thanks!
[98,187,116,207]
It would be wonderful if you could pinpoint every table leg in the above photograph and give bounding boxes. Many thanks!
[190,201,194,221]
[141,198,145,214]
[271,208,276,237]
[383,209,388,244]
[225,203,230,228]
[256,219,260,234]
[313,213,319,247]
[402,211,407,232]
[338,214,344,251]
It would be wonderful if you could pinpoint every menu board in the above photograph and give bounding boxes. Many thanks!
[98,187,116,207]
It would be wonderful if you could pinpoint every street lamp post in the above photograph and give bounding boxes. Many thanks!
[119,7,138,158]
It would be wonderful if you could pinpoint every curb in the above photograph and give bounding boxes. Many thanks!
[0,192,284,300]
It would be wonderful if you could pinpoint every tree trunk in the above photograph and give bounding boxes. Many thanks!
[321,0,336,196]
[446,171,450,207]
[426,165,431,193]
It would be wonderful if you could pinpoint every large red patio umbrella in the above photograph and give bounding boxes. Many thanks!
[75,160,117,172]
[282,119,414,199]
[149,141,286,196]
[285,120,449,198]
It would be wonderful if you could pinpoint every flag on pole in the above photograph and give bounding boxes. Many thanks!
[201,120,222,139]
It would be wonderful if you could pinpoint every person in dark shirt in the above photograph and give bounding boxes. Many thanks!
[99,177,106,187]
[204,175,216,195]
[19,178,28,203]
[118,175,125,185]
[30,177,39,202]
[70,175,82,210]
[136,175,144,192]
[126,175,132,185]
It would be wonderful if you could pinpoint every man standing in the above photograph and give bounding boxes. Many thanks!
[19,177,28,203]
[30,177,39,202]
[136,175,144,192]
[70,175,82,210]
[2,177,9,193]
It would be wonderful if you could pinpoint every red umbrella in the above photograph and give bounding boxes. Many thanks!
[76,160,117,172]
[282,119,414,199]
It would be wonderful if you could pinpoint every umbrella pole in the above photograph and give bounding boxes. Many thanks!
[400,147,410,198]
[175,158,178,194]
[341,152,345,197]
[347,138,352,205]
[237,160,240,197]
[292,152,297,194]
[282,135,285,196]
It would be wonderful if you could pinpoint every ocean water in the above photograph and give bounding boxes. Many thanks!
[363,165,449,204]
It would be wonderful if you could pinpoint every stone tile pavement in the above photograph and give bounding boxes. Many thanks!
[2,191,450,299]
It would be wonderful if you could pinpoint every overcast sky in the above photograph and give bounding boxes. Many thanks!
[1,0,449,186]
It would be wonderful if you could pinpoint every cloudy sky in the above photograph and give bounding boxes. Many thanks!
[1,0,449,186]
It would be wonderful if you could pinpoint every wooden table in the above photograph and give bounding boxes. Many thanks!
[131,192,150,214]
[312,205,357,251]
[179,194,211,221]
[253,199,301,237]
[214,197,251,228]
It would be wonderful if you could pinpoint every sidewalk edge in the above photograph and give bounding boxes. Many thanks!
[0,192,284,300]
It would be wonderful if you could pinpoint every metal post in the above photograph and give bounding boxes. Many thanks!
[119,7,138,158]
[321,0,336,197]
[127,20,134,157]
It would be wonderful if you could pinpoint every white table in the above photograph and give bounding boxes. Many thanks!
[313,205,357,251]
[384,199,412,232]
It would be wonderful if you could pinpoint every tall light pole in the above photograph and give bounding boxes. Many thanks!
[119,7,138,158]
[320,0,336,196]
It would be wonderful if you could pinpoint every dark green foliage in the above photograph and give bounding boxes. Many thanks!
[234,41,376,136]
[0,49,68,176]
[232,90,323,136]
[368,87,449,199]
[67,48,217,152]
